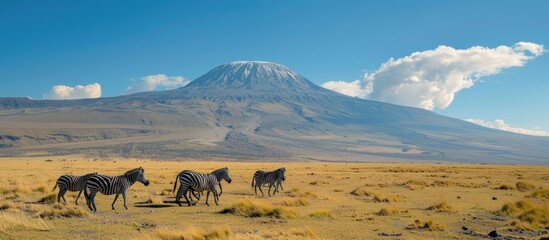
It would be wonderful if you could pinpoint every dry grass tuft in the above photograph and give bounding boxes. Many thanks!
[153,226,232,240]
[528,189,549,199]
[377,207,407,216]
[407,219,446,231]
[309,181,329,186]
[496,184,515,190]
[498,199,548,229]
[32,186,47,193]
[220,200,297,219]
[0,212,53,232]
[142,195,165,204]
[308,210,333,218]
[36,193,57,204]
[350,187,376,197]
[403,180,430,190]
[281,198,309,207]
[31,203,90,219]
[516,182,536,192]
[426,201,453,212]
[283,228,317,238]
[374,194,401,203]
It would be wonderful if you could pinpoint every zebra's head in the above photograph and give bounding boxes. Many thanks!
[278,167,286,181]
[218,167,232,184]
[125,167,150,186]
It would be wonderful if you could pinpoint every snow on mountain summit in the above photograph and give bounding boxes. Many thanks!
[185,61,320,91]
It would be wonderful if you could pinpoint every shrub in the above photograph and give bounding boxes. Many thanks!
[220,200,296,219]
[498,199,548,229]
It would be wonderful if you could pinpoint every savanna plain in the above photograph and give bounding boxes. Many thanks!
[0,157,547,240]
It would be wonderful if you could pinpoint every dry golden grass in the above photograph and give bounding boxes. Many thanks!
[0,157,548,239]
[498,199,548,229]
[308,210,333,218]
[220,200,297,219]
[528,189,549,199]
[407,219,446,231]
[378,207,408,216]
[280,198,309,207]
[515,182,536,192]
[0,211,53,232]
[426,201,453,212]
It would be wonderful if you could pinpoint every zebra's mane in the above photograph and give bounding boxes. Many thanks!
[212,167,228,173]
[124,167,143,176]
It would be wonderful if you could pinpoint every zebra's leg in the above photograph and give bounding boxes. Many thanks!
[122,191,128,210]
[61,190,68,204]
[258,184,265,196]
[111,194,120,210]
[273,182,279,195]
[268,183,273,196]
[87,191,97,212]
[57,188,66,203]
[75,190,84,205]
[218,183,223,196]
[175,186,185,206]
[254,184,258,195]
[205,191,210,206]
[213,189,219,205]
[183,188,195,206]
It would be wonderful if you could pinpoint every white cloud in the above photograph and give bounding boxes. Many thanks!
[125,74,189,94]
[42,83,101,100]
[465,118,549,137]
[321,80,369,98]
[322,42,544,110]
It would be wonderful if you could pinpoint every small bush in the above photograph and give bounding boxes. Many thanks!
[374,194,401,203]
[284,228,317,238]
[516,182,536,192]
[403,180,430,190]
[309,210,333,218]
[407,219,446,231]
[426,201,453,212]
[220,200,296,219]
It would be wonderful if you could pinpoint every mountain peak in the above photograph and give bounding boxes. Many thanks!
[185,61,320,91]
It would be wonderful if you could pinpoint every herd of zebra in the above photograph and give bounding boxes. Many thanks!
[52,166,287,212]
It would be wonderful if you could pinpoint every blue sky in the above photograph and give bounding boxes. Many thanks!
[1,1,548,134]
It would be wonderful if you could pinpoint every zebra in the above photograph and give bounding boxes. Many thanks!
[52,172,97,205]
[84,167,149,212]
[187,167,232,201]
[172,169,232,206]
[252,167,286,196]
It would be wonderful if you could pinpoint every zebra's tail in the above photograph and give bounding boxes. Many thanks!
[52,183,57,191]
[251,175,255,188]
[172,173,179,193]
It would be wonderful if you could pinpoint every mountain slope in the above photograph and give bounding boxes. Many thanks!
[0,61,547,164]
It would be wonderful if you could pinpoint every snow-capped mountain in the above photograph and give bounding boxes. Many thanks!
[0,61,547,164]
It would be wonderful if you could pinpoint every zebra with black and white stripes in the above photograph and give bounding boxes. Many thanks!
[84,167,149,212]
[187,167,232,201]
[252,167,286,196]
[173,169,232,206]
[53,172,97,205]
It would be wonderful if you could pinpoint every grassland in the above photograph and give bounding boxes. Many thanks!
[0,157,547,239]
